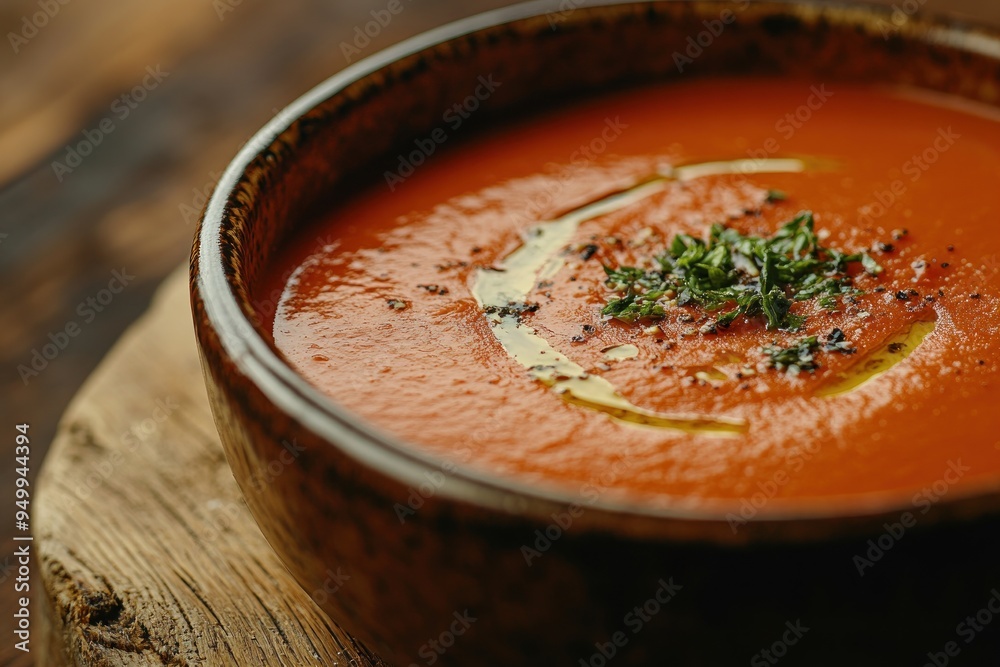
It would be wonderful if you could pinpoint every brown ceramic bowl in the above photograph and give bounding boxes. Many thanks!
[192,2,1000,664]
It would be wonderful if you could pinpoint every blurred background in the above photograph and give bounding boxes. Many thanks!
[1,1,999,665]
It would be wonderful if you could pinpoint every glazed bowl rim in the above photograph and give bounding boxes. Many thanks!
[194,0,1000,536]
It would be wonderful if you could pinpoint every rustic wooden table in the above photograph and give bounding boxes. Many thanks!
[36,268,385,666]
[7,1,1000,665]
[2,1,512,664]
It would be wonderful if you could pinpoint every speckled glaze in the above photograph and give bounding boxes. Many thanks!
[191,2,1000,664]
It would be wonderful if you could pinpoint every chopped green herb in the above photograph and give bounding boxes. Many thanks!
[602,210,877,331]
[822,327,857,354]
[766,189,788,203]
[763,336,821,375]
[763,328,856,375]
[817,294,838,310]
[860,252,883,276]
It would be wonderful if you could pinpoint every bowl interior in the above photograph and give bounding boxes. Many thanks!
[195,0,1000,537]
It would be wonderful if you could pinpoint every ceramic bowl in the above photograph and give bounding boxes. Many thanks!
[191,2,1000,664]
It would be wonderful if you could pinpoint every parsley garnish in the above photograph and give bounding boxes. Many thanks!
[763,328,857,375]
[766,189,788,203]
[763,336,821,375]
[822,327,856,354]
[602,211,881,331]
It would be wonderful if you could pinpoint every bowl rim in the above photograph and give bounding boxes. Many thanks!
[194,0,1000,538]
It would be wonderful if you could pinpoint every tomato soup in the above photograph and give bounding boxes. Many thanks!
[260,78,1000,510]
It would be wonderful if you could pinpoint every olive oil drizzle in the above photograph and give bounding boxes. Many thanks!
[817,319,936,396]
[472,158,807,434]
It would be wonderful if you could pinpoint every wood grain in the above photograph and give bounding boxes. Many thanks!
[35,267,384,666]
[1,2,509,664]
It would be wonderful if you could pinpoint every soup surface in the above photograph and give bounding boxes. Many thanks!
[262,78,1000,511]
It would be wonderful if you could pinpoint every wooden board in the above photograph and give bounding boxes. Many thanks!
[35,267,384,666]
[2,3,509,664]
